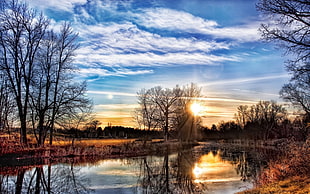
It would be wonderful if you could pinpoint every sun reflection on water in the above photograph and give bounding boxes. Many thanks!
[192,151,240,183]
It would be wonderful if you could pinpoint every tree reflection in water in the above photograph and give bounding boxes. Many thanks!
[138,145,207,194]
[0,162,93,194]
[0,144,274,193]
[137,144,268,193]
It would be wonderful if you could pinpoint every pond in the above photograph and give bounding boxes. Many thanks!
[0,142,274,193]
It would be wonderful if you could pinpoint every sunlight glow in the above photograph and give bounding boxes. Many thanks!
[107,94,114,99]
[192,151,235,180]
[191,102,202,116]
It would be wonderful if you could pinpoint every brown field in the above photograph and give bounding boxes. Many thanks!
[52,138,137,146]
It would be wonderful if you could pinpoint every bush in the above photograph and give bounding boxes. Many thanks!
[257,138,310,186]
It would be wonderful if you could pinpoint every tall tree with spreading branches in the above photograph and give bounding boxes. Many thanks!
[0,0,49,144]
[136,84,202,141]
[257,0,310,120]
[0,0,91,145]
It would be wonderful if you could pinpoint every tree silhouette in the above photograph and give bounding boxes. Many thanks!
[136,84,202,141]
[0,0,91,145]
[235,101,287,139]
[0,0,49,144]
[257,0,310,120]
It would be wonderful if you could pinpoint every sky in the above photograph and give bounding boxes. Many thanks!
[28,0,290,127]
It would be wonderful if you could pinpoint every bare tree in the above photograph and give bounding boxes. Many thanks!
[0,73,15,133]
[175,83,202,142]
[0,0,49,144]
[136,84,202,141]
[235,105,248,128]
[0,1,92,146]
[136,88,160,131]
[257,0,310,119]
[235,101,287,139]
[280,78,310,118]
[257,0,310,64]
[136,86,181,141]
[150,86,182,141]
[28,22,86,146]
[52,81,92,140]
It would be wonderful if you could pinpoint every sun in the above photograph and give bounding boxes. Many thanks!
[190,102,202,116]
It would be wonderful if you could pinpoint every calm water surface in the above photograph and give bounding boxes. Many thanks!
[0,142,272,193]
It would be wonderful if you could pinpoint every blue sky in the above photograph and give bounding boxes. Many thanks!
[28,0,289,126]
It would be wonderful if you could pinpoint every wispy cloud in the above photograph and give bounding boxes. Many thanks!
[32,1,258,72]
[135,8,218,31]
[96,104,139,110]
[79,67,153,77]
[87,91,136,97]
[73,22,236,68]
[198,97,257,104]
[76,22,230,53]
[201,74,289,86]
[135,8,261,42]
[75,52,240,68]
[29,0,87,12]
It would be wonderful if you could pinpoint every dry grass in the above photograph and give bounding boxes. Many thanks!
[257,139,310,186]
[239,138,310,194]
[0,133,174,160]
[239,176,310,194]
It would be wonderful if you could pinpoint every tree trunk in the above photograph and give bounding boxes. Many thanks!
[20,116,28,145]
[15,169,25,194]
[35,167,42,194]
[164,110,169,141]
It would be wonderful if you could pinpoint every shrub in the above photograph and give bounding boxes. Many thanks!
[258,138,310,185]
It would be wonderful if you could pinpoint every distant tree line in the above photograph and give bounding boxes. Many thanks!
[56,124,164,139]
[202,100,309,141]
[0,0,91,146]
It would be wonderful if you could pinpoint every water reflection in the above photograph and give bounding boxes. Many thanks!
[137,146,253,194]
[0,163,93,194]
[193,151,240,183]
[137,147,205,193]
[0,143,272,194]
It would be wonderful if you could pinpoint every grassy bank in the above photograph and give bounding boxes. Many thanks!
[239,176,310,194]
[0,133,193,164]
[238,138,310,194]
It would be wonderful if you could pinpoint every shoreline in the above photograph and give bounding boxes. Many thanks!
[0,139,197,171]
[1,138,308,193]
[0,137,295,167]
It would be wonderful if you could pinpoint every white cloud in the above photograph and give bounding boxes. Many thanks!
[201,74,289,86]
[75,52,239,67]
[29,0,87,12]
[73,22,238,67]
[69,6,257,69]
[69,15,242,68]
[113,68,154,76]
[75,22,230,54]
[31,1,258,69]
[135,8,261,42]
[79,67,153,77]
[136,8,218,30]
[79,68,111,77]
